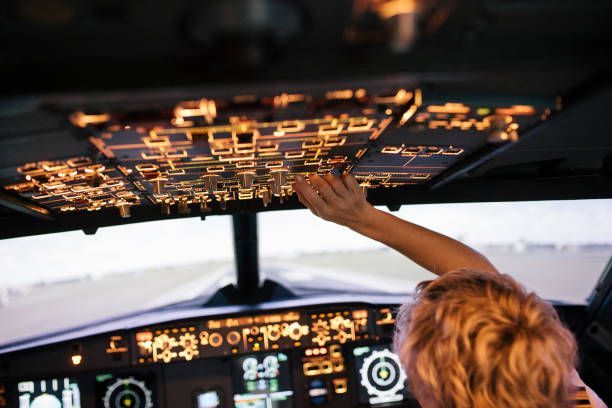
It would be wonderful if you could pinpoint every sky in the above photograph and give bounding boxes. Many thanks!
[0,199,610,287]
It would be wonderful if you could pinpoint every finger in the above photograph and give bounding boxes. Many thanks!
[295,189,319,217]
[310,174,340,205]
[294,175,329,214]
[342,173,362,193]
[324,172,349,197]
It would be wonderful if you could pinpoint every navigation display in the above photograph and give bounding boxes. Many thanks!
[354,345,407,405]
[95,373,155,408]
[17,378,81,408]
[232,352,293,408]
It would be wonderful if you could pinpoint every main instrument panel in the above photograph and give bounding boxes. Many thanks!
[0,302,415,408]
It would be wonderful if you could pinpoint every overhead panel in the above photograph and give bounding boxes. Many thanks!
[0,88,553,219]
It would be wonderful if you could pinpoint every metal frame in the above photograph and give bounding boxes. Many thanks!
[232,213,260,295]
[0,188,54,221]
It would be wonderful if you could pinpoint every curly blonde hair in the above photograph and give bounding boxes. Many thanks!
[394,269,578,408]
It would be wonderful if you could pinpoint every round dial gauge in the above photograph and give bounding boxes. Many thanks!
[359,349,407,399]
[103,377,153,408]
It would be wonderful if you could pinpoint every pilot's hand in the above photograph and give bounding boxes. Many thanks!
[292,173,375,229]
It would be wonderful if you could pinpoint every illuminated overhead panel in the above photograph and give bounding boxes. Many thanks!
[2,89,552,217]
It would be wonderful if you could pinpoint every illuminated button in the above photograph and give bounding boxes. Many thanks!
[332,360,345,372]
[106,335,128,354]
[209,333,223,347]
[333,378,348,394]
[308,380,328,405]
[321,361,333,374]
[136,331,153,342]
[303,362,320,376]
[227,331,241,345]
[330,345,342,357]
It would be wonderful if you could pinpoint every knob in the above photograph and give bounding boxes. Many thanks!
[260,189,271,207]
[160,199,172,215]
[217,192,229,211]
[485,115,517,143]
[200,198,211,213]
[117,202,131,218]
[270,168,289,187]
[238,171,255,189]
[177,198,191,214]
[202,174,220,193]
[151,177,168,195]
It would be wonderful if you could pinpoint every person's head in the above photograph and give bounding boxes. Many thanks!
[394,269,578,408]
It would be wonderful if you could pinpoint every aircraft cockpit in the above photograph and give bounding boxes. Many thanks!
[1,0,611,407]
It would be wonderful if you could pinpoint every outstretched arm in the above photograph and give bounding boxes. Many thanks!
[292,173,498,276]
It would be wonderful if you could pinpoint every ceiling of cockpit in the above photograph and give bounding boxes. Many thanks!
[0,0,611,239]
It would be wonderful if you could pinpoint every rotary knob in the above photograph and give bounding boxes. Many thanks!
[238,171,256,189]
[151,177,168,195]
[201,174,220,193]
[270,168,289,188]
[116,201,132,218]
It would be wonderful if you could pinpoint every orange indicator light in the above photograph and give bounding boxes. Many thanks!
[71,355,82,365]
[136,331,153,342]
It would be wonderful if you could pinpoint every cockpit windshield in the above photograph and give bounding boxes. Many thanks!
[1,199,610,346]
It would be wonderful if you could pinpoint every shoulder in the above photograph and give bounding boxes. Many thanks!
[571,370,608,408]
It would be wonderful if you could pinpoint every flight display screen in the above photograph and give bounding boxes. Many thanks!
[95,373,155,408]
[354,345,407,405]
[195,390,221,408]
[17,377,81,408]
[232,352,293,408]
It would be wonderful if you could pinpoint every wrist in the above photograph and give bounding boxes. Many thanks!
[347,204,379,234]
